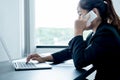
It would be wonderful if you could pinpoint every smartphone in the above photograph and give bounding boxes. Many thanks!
[85,10,97,26]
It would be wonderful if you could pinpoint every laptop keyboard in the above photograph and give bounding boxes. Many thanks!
[15,62,36,68]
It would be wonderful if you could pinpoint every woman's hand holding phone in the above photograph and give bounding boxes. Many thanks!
[74,10,97,36]
[74,12,90,36]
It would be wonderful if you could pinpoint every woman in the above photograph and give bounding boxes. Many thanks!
[26,0,120,80]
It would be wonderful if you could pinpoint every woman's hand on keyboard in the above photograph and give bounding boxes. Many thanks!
[26,53,45,63]
[26,53,54,64]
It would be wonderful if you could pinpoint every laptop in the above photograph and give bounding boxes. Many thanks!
[0,37,52,71]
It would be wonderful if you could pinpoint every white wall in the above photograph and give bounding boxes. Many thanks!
[0,0,24,62]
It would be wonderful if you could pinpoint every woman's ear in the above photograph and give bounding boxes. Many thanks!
[93,8,100,16]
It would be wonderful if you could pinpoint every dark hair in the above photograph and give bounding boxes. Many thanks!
[79,0,120,33]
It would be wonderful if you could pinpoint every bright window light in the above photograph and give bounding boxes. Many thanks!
[34,0,91,46]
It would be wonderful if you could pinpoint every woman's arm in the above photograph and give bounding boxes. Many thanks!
[70,29,117,70]
[26,47,73,64]
[26,53,53,63]
[51,48,72,63]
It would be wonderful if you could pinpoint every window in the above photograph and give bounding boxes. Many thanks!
[34,0,120,46]
[34,0,80,46]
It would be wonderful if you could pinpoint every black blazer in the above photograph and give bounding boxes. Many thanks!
[52,23,120,80]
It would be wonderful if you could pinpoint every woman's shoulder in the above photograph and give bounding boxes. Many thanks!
[96,23,118,35]
[95,23,120,43]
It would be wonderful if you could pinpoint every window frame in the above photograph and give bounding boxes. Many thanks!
[24,0,35,56]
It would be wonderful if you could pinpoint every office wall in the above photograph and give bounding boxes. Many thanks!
[0,0,24,62]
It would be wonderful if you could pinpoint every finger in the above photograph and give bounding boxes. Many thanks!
[26,55,33,63]
[32,57,42,62]
[26,57,31,63]
[33,53,40,57]
[26,59,30,64]
[32,57,38,60]
[26,54,39,62]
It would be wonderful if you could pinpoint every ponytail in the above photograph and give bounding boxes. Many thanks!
[104,0,120,32]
